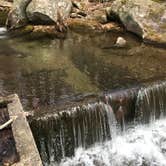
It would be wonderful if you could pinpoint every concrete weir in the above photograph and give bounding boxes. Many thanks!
[1,94,43,166]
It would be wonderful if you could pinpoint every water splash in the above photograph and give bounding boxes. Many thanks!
[60,119,166,166]
[0,27,7,39]
[30,81,166,165]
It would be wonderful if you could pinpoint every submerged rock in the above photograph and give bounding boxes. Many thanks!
[107,0,166,45]
[115,36,126,47]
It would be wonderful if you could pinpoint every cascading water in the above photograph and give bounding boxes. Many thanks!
[30,102,117,165]
[0,27,7,39]
[60,119,166,166]
[135,81,166,124]
[30,81,166,166]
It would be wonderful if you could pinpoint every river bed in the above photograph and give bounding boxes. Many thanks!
[0,27,166,112]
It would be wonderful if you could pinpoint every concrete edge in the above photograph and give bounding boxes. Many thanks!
[6,94,43,166]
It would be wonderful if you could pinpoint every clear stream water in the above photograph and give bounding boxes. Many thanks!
[0,27,166,111]
[1,27,166,166]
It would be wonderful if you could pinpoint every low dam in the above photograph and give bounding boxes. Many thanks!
[30,81,166,166]
[0,25,166,166]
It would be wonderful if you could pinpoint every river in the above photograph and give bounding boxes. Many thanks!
[0,26,166,166]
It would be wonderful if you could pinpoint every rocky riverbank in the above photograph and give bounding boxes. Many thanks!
[0,0,166,46]
[107,0,166,46]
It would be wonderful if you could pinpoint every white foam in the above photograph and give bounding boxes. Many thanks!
[60,119,166,166]
[0,27,7,34]
[0,27,7,38]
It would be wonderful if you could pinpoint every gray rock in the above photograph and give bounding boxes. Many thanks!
[7,0,72,29]
[6,0,32,29]
[107,0,166,45]
[26,0,72,24]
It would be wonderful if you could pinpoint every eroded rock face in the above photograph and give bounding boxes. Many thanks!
[107,0,166,45]
[26,0,72,24]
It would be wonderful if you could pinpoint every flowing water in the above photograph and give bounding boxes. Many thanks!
[30,81,166,166]
[0,27,166,165]
[60,118,166,166]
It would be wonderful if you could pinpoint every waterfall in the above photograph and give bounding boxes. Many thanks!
[102,88,138,128]
[30,81,166,165]
[60,119,166,166]
[30,102,117,165]
[135,81,166,124]
[59,81,166,166]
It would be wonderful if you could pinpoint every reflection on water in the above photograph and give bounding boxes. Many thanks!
[0,30,166,111]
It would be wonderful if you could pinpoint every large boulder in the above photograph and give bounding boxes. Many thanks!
[7,0,72,29]
[26,0,72,24]
[6,0,31,29]
[107,0,166,45]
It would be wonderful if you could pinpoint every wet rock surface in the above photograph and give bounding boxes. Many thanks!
[107,0,166,45]
[0,105,19,165]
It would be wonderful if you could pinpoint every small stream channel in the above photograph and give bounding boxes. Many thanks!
[0,26,166,165]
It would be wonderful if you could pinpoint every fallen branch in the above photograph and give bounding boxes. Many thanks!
[0,116,17,130]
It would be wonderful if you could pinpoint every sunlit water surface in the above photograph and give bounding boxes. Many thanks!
[0,27,166,112]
